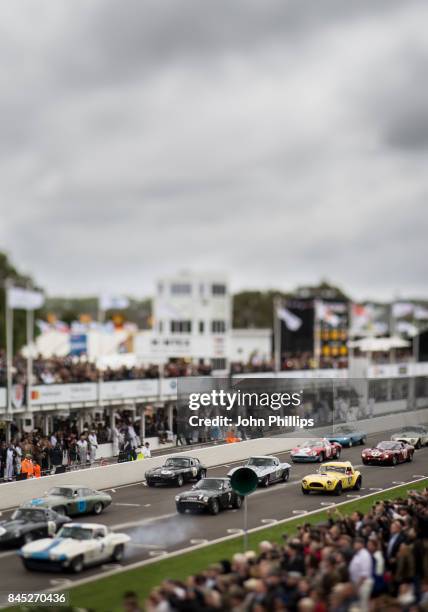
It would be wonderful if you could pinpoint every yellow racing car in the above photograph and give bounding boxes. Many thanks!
[301,461,362,496]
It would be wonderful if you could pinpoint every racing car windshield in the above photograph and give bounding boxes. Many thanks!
[11,509,46,521]
[47,487,74,498]
[319,466,347,474]
[299,439,322,448]
[165,458,190,467]
[247,458,275,466]
[194,479,224,490]
[377,442,399,450]
[57,526,94,540]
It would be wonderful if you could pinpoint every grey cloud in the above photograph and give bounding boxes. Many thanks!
[0,0,427,300]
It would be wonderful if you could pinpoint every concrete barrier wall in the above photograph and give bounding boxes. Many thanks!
[1,407,428,510]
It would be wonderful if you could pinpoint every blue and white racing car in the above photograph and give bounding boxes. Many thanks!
[19,523,130,572]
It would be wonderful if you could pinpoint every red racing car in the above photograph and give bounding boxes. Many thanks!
[290,438,342,463]
[361,441,414,466]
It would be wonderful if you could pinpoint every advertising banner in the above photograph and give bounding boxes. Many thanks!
[30,383,97,406]
[100,379,158,401]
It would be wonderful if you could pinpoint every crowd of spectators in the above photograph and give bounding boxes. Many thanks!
[145,488,428,611]
[231,352,348,374]
[0,352,213,386]
[0,413,153,481]
[0,350,356,388]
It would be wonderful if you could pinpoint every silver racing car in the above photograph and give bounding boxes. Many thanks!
[227,455,291,487]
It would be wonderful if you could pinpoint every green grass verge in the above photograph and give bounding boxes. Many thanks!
[6,479,428,612]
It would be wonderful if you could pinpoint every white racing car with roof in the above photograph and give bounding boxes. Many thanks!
[19,523,130,573]
[391,426,428,449]
[227,456,291,487]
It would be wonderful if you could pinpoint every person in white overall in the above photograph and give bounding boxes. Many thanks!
[5,445,15,481]
[88,430,98,464]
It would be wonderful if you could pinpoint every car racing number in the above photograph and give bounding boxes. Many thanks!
[76,499,87,514]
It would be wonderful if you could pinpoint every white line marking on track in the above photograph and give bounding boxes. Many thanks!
[101,563,122,570]
[292,510,308,515]
[227,528,243,534]
[261,519,277,524]
[392,481,405,485]
[129,543,162,550]
[50,578,72,586]
[190,539,209,545]
[144,503,151,507]
[346,494,361,498]
[320,502,334,507]
[110,489,116,493]
[113,502,141,507]
[369,487,383,491]
[112,512,176,531]
[412,475,426,478]
[149,550,167,557]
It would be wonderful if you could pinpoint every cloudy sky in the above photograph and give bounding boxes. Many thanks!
[0,1,427,300]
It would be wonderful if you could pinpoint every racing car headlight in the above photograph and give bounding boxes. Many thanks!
[302,480,307,485]
[203,496,209,503]
[175,495,180,502]
[310,450,317,456]
[327,481,332,485]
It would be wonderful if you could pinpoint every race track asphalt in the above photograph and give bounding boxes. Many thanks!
[0,428,427,596]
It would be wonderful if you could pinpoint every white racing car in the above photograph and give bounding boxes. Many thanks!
[19,523,130,573]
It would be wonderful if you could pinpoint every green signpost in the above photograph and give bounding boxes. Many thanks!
[230,467,259,550]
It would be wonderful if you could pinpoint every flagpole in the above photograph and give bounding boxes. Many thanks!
[26,283,34,414]
[5,279,13,443]
[273,296,281,374]
[97,298,105,412]
[313,300,321,369]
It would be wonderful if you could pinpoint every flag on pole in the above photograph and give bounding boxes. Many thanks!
[392,302,414,318]
[7,287,44,310]
[99,294,130,311]
[414,306,428,320]
[315,301,341,327]
[276,307,302,331]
